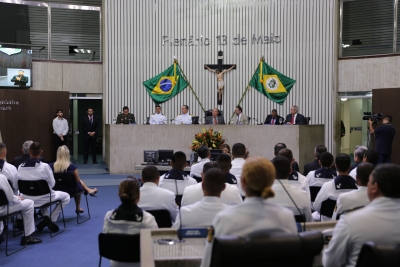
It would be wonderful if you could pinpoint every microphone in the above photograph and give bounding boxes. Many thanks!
[174,174,185,243]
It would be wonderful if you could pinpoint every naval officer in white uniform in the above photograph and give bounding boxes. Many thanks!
[174,105,192,124]
[201,157,297,267]
[149,105,167,125]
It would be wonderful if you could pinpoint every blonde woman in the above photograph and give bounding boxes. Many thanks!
[49,145,98,213]
[201,157,298,267]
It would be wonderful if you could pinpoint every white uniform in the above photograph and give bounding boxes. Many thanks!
[17,159,70,222]
[103,205,158,267]
[306,169,337,187]
[349,167,357,179]
[172,197,228,228]
[331,186,370,220]
[269,180,312,222]
[312,175,358,221]
[174,113,192,124]
[159,170,197,195]
[0,174,36,236]
[323,197,400,267]
[138,182,178,223]
[230,158,245,196]
[149,113,167,125]
[181,182,243,206]
[200,197,298,267]
[288,171,311,201]
[190,158,210,178]
[0,160,18,195]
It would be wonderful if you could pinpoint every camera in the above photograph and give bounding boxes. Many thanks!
[362,112,383,123]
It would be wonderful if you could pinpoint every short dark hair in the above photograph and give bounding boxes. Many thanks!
[319,152,334,168]
[271,156,291,179]
[197,145,210,159]
[271,109,277,113]
[364,150,379,165]
[183,105,189,110]
[155,105,161,108]
[203,168,226,196]
[335,154,351,172]
[384,115,393,122]
[278,148,293,162]
[122,106,129,111]
[29,142,42,157]
[354,145,368,162]
[314,145,327,159]
[141,166,159,183]
[56,109,63,113]
[202,161,220,173]
[371,163,400,198]
[236,106,242,112]
[87,107,93,111]
[0,143,6,151]
[232,143,246,158]
[216,153,232,171]
[171,151,187,169]
[274,143,287,156]
[356,162,374,186]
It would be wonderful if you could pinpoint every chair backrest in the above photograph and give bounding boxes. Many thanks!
[0,189,8,207]
[145,117,150,124]
[356,242,400,267]
[53,172,83,195]
[204,110,224,117]
[306,117,311,124]
[18,180,51,196]
[98,233,140,263]
[210,230,324,267]
[145,209,172,228]
[320,199,337,218]
[192,116,199,124]
[309,186,321,202]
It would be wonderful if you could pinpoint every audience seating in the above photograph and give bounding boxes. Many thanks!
[145,209,172,228]
[309,186,321,203]
[356,241,400,267]
[0,190,26,256]
[320,199,336,219]
[98,233,140,267]
[18,180,66,237]
[209,230,324,267]
[53,172,91,224]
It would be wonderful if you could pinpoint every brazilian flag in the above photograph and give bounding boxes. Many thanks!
[249,59,296,104]
[143,61,188,104]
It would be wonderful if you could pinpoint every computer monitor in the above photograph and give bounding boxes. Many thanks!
[143,150,158,163]
[210,149,223,161]
[158,149,174,162]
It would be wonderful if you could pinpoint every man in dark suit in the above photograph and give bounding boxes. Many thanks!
[285,105,306,125]
[303,144,327,176]
[264,109,284,125]
[11,70,29,86]
[82,107,99,164]
[13,140,44,168]
[204,108,225,125]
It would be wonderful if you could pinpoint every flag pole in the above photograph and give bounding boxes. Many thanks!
[229,57,264,123]
[175,60,206,112]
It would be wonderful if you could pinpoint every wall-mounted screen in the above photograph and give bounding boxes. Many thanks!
[0,48,32,88]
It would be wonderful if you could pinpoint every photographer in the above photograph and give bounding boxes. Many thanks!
[368,115,396,164]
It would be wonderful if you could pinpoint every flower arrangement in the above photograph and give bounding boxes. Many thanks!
[190,128,225,152]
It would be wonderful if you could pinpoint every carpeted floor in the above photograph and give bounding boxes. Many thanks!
[0,185,123,267]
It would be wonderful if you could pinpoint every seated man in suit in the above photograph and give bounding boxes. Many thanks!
[332,162,373,220]
[349,145,368,172]
[264,109,284,125]
[116,106,135,124]
[16,142,70,233]
[204,108,225,125]
[159,151,197,195]
[172,168,228,228]
[323,163,400,267]
[349,149,379,179]
[181,162,242,206]
[138,166,178,224]
[285,105,306,125]
[13,140,44,168]
[303,144,328,176]
[233,106,249,125]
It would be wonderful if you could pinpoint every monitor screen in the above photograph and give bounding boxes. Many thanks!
[144,150,158,163]
[0,48,32,88]
[210,149,223,161]
[158,149,173,162]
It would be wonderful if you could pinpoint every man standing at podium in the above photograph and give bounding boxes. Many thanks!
[285,105,306,125]
[116,106,136,124]
[82,107,99,164]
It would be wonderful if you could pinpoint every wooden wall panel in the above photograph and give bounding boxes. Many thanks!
[0,89,69,162]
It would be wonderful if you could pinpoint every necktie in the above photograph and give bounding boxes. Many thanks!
[271,119,275,125]
[291,115,295,124]
[90,116,93,124]
[214,117,217,125]
[236,115,240,125]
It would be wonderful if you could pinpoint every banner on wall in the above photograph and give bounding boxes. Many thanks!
[249,58,296,104]
[143,61,189,104]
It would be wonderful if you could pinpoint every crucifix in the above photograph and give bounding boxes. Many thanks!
[204,50,236,105]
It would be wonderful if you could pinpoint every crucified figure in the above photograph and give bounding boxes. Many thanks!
[205,64,235,105]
